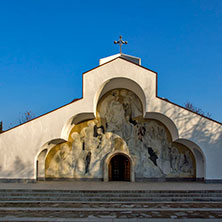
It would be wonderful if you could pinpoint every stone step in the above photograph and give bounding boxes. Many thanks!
[1,193,222,198]
[1,190,222,196]
[0,208,221,220]
[1,190,222,202]
[0,197,222,202]
[0,189,221,221]
[1,201,222,206]
[1,189,222,194]
[0,218,220,222]
[0,193,222,198]
[0,202,222,208]
[1,207,222,211]
[1,189,222,192]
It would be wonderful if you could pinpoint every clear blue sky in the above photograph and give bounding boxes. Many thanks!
[0,0,222,130]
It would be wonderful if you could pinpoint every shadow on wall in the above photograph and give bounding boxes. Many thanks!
[0,156,33,178]
[153,100,222,176]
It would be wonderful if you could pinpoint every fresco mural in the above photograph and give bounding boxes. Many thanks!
[45,89,195,179]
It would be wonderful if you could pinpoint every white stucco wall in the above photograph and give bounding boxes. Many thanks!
[0,57,221,181]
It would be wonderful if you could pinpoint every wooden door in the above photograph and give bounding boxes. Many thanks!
[109,155,130,181]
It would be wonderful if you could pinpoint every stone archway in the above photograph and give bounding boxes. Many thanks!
[104,151,135,182]
[109,154,130,181]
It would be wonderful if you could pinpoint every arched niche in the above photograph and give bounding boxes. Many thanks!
[61,112,95,141]
[94,77,147,117]
[175,138,205,180]
[104,151,135,182]
[143,113,200,180]
[145,112,179,141]
[35,138,67,180]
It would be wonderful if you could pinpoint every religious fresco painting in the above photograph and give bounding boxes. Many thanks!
[45,89,195,180]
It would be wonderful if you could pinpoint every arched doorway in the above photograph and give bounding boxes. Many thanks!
[109,154,130,181]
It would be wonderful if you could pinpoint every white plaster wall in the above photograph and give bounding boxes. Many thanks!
[0,99,92,179]
[0,57,221,180]
[83,59,157,115]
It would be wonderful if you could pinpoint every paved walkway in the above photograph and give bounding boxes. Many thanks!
[0,181,221,190]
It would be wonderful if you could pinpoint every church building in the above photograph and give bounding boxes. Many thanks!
[0,50,222,183]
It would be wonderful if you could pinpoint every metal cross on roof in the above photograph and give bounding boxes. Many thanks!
[114,36,128,54]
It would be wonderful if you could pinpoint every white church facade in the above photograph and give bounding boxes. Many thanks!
[0,53,222,183]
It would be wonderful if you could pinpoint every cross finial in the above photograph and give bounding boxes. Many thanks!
[114,36,128,54]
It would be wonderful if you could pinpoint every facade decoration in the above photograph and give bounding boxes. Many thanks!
[45,89,195,180]
[1,54,221,182]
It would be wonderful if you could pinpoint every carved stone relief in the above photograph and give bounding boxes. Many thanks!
[45,89,195,179]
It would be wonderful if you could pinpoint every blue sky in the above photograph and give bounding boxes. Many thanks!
[0,0,222,130]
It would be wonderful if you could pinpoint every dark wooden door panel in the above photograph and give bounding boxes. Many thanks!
[109,155,130,181]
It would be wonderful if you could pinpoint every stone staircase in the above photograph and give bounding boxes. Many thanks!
[0,189,222,221]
